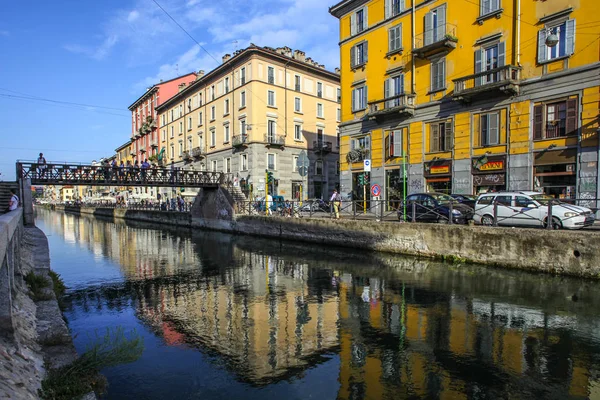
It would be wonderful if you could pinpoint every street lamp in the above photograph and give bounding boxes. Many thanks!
[545,29,559,48]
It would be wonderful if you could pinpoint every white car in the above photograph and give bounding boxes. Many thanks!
[473,191,595,230]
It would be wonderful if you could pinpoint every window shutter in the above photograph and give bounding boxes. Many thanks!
[363,7,368,30]
[389,27,395,52]
[363,85,368,110]
[481,0,490,15]
[394,129,403,156]
[364,41,369,63]
[566,98,578,136]
[431,124,439,152]
[489,112,499,145]
[565,19,575,55]
[352,89,356,111]
[436,6,446,42]
[474,49,483,87]
[385,0,391,19]
[399,74,405,95]
[350,13,356,36]
[424,12,433,46]
[533,104,544,139]
[396,25,402,50]
[385,133,391,159]
[350,45,356,68]
[384,79,391,108]
[400,0,405,13]
[537,29,547,64]
[498,41,506,67]
[439,59,446,90]
[445,121,453,151]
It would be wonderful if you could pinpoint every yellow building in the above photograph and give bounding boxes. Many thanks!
[155,45,341,200]
[59,185,74,202]
[330,0,599,205]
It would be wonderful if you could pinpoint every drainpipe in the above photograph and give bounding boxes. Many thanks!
[411,0,416,94]
[516,0,521,66]
[284,60,292,138]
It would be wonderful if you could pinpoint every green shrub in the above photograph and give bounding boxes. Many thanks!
[24,271,51,301]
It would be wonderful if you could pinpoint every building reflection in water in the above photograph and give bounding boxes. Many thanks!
[37,209,600,399]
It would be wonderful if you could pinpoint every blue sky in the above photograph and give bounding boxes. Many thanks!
[0,0,340,180]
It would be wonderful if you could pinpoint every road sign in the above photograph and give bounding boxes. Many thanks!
[363,159,371,172]
[297,150,309,177]
[371,184,381,197]
[298,166,308,176]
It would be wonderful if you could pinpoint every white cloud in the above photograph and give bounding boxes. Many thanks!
[0,30,9,37]
[127,10,140,23]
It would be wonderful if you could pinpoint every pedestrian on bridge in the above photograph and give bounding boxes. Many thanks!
[8,189,19,211]
[126,160,133,181]
[119,161,125,182]
[37,152,47,179]
[141,159,150,182]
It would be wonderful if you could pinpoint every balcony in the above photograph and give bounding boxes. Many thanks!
[129,151,137,156]
[182,150,192,161]
[151,140,158,148]
[453,65,521,101]
[368,94,416,121]
[413,24,458,59]
[264,133,285,148]
[191,147,204,159]
[313,141,333,154]
[346,148,370,164]
[232,134,249,148]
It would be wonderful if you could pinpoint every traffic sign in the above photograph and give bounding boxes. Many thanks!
[363,159,371,172]
[297,150,309,177]
[371,184,381,197]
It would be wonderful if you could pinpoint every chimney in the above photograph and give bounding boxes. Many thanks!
[282,46,292,58]
[305,57,313,65]
[178,83,187,92]
[276,47,285,55]
[335,68,341,74]
[195,70,205,81]
[222,53,231,63]
[293,49,305,62]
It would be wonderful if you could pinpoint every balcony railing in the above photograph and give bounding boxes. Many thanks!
[368,94,416,120]
[346,148,370,164]
[151,140,158,148]
[453,65,521,100]
[232,134,249,147]
[313,141,333,153]
[264,133,285,147]
[191,147,204,158]
[413,24,458,58]
[182,150,192,160]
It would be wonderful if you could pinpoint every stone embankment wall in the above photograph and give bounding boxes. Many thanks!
[0,209,80,399]
[60,205,600,279]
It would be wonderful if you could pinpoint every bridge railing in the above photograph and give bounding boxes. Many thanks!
[17,161,230,188]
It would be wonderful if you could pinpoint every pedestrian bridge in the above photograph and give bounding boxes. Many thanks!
[16,161,231,188]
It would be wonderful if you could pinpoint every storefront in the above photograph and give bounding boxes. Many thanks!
[425,160,452,194]
[471,154,507,194]
[533,148,577,199]
[385,167,406,210]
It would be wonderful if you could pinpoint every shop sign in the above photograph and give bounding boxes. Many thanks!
[425,160,452,178]
[472,155,506,174]
[430,165,449,174]
[479,160,504,171]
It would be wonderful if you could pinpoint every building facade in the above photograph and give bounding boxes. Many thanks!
[155,45,341,201]
[330,0,599,208]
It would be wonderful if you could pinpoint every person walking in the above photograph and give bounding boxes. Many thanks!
[330,189,342,219]
[118,161,125,182]
[141,159,150,182]
[37,152,47,178]
[8,189,19,211]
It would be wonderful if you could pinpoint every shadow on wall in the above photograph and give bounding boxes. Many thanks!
[190,187,234,220]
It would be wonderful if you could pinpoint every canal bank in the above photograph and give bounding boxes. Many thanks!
[58,205,600,279]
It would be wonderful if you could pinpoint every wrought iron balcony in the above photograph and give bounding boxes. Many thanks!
[453,65,521,101]
[191,147,204,158]
[368,94,416,121]
[264,133,285,147]
[413,24,458,59]
[232,134,249,147]
[313,141,332,154]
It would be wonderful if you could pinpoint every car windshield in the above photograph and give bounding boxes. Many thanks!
[531,194,554,204]
[430,194,454,202]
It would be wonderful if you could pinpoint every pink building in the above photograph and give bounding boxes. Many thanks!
[128,73,197,162]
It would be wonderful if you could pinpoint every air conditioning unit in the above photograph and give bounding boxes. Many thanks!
[566,164,575,172]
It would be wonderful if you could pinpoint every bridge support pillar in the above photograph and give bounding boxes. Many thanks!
[191,187,234,220]
[19,179,34,226]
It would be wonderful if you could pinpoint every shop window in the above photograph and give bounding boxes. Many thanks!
[429,121,452,152]
[533,98,578,139]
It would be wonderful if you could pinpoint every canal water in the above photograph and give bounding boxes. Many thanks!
[35,209,600,399]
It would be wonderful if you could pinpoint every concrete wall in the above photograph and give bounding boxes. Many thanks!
[0,209,23,338]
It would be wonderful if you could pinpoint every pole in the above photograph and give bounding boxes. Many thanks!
[363,176,366,215]
[403,157,407,221]
[265,170,269,214]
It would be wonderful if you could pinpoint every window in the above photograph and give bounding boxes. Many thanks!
[224,124,230,143]
[188,117,192,130]
[336,128,340,148]
[480,112,500,146]
[268,90,276,107]
[429,121,452,152]
[170,110,174,122]
[294,124,302,141]
[350,41,368,67]
[316,128,324,144]
[170,145,174,159]
[315,160,323,175]
[385,0,405,18]
[295,75,301,91]
[389,24,402,53]
[224,99,230,115]
[179,121,183,134]
[480,0,500,16]
[538,20,575,63]
[224,77,230,93]
[240,119,247,135]
[317,82,323,98]
[179,105,182,117]
[267,153,276,170]
[240,91,246,108]
[162,129,166,142]
[199,93,203,106]
[293,156,298,172]
[337,88,341,103]
[294,97,302,113]
[337,161,340,175]
[475,42,506,86]
[268,66,275,84]
[430,58,445,92]
[211,106,216,121]
[317,103,324,118]
[267,120,276,138]
[533,98,578,140]
[496,195,511,206]
[241,154,248,171]
[211,160,217,172]
[188,137,193,150]
[187,99,192,111]
[224,157,231,173]
[352,85,367,111]
[351,135,370,159]
[337,108,341,122]
[351,7,367,35]
[424,5,446,46]
[386,129,404,158]
[178,142,183,156]
[211,85,215,100]
[198,111,203,126]
[240,67,246,85]
[210,128,216,147]
[384,74,404,107]
[170,126,174,138]
[515,196,531,208]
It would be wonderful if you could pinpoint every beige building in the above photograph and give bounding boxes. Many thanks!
[155,45,341,201]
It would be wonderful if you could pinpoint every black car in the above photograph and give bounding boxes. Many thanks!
[450,194,477,209]
[398,192,474,224]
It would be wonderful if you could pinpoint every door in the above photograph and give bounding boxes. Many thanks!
[483,45,498,84]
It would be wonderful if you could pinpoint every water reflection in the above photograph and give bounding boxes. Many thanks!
[36,209,600,399]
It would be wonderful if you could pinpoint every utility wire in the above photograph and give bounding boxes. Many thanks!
[0,91,128,113]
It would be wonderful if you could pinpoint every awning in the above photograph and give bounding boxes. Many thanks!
[534,148,577,165]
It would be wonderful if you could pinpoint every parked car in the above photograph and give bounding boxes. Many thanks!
[472,191,595,229]
[450,194,477,209]
[255,195,286,212]
[300,198,329,212]
[398,192,474,224]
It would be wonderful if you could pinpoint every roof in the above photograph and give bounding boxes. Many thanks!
[127,72,197,111]
[329,0,369,18]
[156,45,340,112]
[115,141,132,152]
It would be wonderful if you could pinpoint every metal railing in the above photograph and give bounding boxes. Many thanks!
[414,23,458,50]
[368,93,416,114]
[232,134,249,147]
[264,134,285,146]
[312,141,332,153]
[67,200,193,213]
[453,65,521,96]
